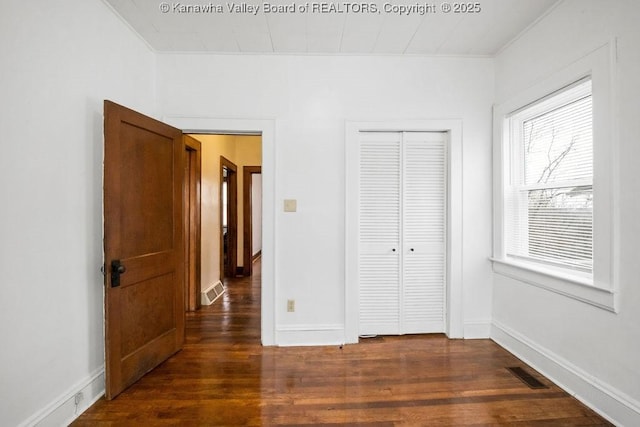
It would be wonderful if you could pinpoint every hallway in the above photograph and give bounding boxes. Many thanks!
[73,259,610,425]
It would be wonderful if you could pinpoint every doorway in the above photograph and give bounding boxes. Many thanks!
[169,118,275,346]
[183,133,263,290]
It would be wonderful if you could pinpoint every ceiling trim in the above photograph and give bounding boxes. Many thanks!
[101,0,562,59]
[496,0,564,56]
[100,0,157,53]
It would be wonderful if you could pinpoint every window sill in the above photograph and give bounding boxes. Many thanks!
[490,257,617,313]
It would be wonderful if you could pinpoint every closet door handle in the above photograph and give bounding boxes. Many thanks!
[392,248,396,252]
[410,248,415,252]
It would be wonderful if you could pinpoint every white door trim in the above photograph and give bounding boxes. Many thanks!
[163,116,277,346]
[345,120,463,343]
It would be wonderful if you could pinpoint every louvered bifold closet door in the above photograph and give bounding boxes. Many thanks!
[358,132,401,335]
[402,132,446,334]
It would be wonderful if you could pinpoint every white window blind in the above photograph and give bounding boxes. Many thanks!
[506,79,593,273]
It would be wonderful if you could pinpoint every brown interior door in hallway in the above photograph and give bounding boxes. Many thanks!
[103,100,185,399]
[183,136,202,312]
[242,165,261,277]
[220,156,238,279]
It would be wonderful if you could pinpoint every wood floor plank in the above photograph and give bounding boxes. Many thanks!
[73,260,612,426]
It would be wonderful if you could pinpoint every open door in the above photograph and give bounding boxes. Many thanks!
[242,166,262,276]
[103,101,185,399]
[220,156,238,279]
[183,135,201,312]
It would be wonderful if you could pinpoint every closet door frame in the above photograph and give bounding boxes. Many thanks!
[345,120,463,344]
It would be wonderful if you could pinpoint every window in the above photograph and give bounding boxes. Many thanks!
[506,79,593,276]
[491,42,617,312]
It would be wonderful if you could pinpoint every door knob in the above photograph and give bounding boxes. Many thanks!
[410,248,415,252]
[110,260,126,288]
[392,248,396,252]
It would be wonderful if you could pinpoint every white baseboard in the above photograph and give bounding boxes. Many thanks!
[276,324,345,347]
[463,319,492,339]
[492,321,640,427]
[20,368,104,427]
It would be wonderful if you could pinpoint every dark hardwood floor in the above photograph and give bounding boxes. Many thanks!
[73,259,611,426]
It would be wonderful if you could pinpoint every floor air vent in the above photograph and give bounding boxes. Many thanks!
[201,280,225,305]
[507,367,548,389]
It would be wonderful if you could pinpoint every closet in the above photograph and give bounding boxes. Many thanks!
[358,131,447,336]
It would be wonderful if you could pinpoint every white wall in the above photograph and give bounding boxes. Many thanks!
[0,1,157,426]
[492,1,640,424]
[157,53,495,343]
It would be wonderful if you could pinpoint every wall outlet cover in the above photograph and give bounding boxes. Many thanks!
[284,199,297,212]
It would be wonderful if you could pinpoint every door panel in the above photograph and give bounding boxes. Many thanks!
[358,132,401,335]
[402,132,446,333]
[118,125,175,257]
[104,100,184,399]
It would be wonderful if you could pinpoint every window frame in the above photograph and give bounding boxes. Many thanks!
[492,41,619,312]
[506,78,594,275]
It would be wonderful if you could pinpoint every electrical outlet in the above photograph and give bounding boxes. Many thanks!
[287,299,295,312]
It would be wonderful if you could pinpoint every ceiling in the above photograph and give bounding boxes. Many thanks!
[104,0,559,55]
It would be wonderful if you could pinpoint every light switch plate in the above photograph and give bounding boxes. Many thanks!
[284,199,297,212]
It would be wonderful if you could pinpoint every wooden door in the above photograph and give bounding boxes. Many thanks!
[220,157,238,279]
[103,100,185,399]
[183,136,202,312]
[242,166,262,277]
